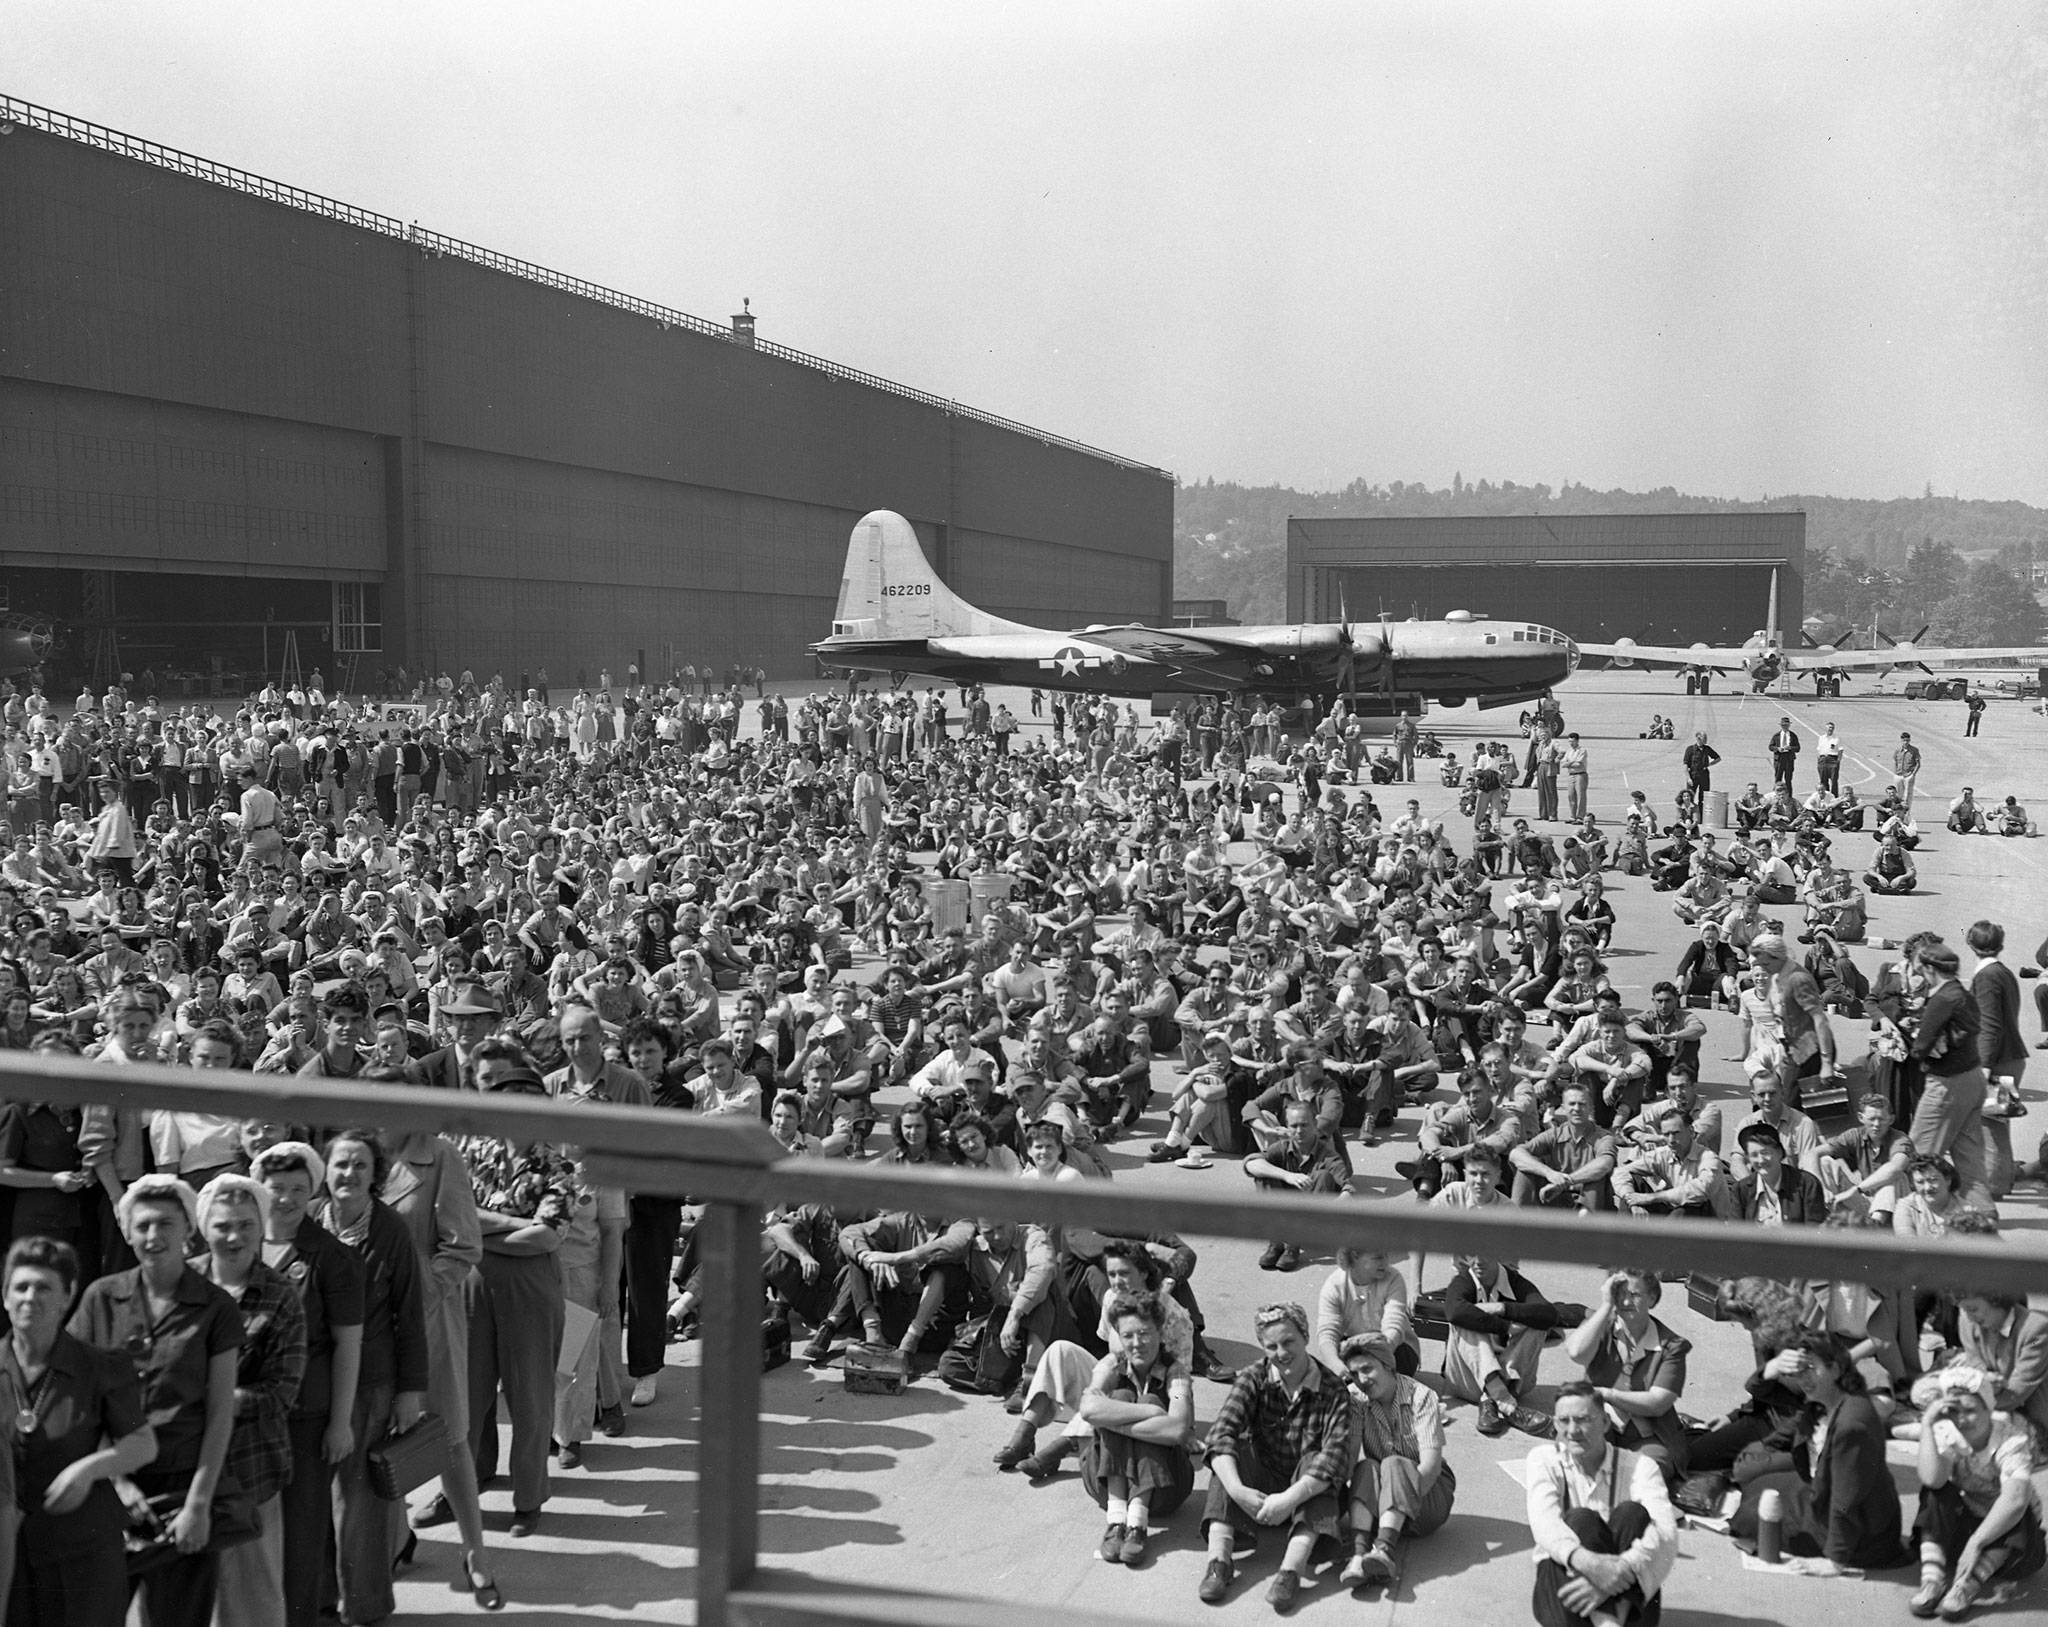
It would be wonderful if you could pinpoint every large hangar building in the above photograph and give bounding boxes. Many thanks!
[1286,513,1805,650]
[0,98,1172,692]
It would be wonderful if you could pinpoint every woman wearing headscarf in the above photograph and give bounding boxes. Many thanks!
[250,1142,364,1627]
[1337,1332,1454,1593]
[70,1174,242,1627]
[1910,1364,2045,1616]
[193,1173,307,1627]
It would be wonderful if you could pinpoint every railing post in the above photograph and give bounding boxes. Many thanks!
[695,1196,763,1627]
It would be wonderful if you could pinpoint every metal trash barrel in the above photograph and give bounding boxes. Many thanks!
[924,877,971,935]
[968,871,1014,922]
[1703,789,1730,830]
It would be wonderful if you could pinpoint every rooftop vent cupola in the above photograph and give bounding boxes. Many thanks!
[731,298,756,347]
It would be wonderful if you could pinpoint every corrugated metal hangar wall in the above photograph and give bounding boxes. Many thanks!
[1287,513,1804,648]
[0,105,1172,686]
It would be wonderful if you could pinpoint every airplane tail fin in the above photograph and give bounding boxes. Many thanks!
[828,510,1034,641]
[1766,567,1780,649]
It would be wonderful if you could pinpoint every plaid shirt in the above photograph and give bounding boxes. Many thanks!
[196,1258,307,1506]
[1204,1357,1353,1491]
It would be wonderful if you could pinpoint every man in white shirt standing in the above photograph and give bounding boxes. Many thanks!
[1525,1382,1677,1627]
[1814,720,1844,794]
[234,764,283,870]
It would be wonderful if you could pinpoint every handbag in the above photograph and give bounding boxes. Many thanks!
[367,1413,449,1502]
[937,1313,1023,1397]
[123,1483,262,1575]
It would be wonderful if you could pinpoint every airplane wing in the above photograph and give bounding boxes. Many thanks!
[1574,642,1752,673]
[1073,625,1269,685]
[1784,645,2048,672]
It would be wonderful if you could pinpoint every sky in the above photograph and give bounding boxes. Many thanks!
[7,0,2045,502]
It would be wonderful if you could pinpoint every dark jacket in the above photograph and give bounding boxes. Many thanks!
[1801,1395,1908,1568]
[1971,961,2028,1071]
[1730,1167,1829,1226]
[1445,1264,1560,1340]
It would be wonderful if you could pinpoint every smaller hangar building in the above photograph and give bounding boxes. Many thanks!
[1287,513,1805,648]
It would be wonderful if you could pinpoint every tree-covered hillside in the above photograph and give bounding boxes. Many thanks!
[1176,478,2047,643]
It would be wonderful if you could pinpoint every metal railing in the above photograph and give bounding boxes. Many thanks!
[4,1050,2041,1627]
[0,94,1171,478]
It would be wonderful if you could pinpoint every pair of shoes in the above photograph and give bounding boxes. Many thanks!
[412,1493,454,1529]
[596,1405,625,1437]
[631,1373,659,1408]
[1357,1129,1381,1149]
[1276,1246,1304,1272]
[1003,1383,1028,1415]
[1118,1524,1148,1565]
[1100,1522,1127,1562]
[1148,1142,1180,1163]
[558,1442,584,1470]
[993,1424,1037,1470]
[458,1550,505,1612]
[508,1508,541,1539]
[1198,1557,1235,1605]
[1359,1542,1402,1588]
[1258,1241,1286,1270]
[1509,1405,1555,1438]
[1911,1568,1952,1617]
[1266,1568,1303,1613]
[1476,1396,1510,1437]
[1394,1158,1423,1182]
[1938,1568,1986,1620]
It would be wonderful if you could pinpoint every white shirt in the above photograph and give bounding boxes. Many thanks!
[1525,1440,1678,1596]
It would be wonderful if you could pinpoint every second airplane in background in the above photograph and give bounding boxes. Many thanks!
[1574,569,2048,695]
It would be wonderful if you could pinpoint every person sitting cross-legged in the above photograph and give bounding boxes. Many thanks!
[1195,1301,1352,1612]
[1337,1332,1455,1594]
[1076,1290,1197,1568]
[994,1239,1195,1481]
[1511,1084,1617,1212]
[1524,1381,1678,1627]
[1611,1106,1726,1219]
[1445,1250,1560,1440]
[1243,1098,1353,1272]
[1908,1364,2046,1619]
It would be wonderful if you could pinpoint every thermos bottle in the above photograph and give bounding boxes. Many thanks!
[1757,1487,1783,1564]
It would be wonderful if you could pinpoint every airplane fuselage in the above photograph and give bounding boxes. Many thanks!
[815,620,1575,710]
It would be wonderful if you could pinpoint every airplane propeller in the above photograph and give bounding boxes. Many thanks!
[1336,583,1356,699]
[1875,623,1935,675]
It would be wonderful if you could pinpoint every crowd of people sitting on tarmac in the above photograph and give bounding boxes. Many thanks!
[0,662,2039,1625]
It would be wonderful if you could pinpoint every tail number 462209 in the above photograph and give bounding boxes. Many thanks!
[881,584,931,597]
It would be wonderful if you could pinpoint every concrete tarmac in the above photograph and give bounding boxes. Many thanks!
[392,668,2048,1623]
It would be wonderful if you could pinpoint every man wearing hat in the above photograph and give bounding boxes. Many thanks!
[418,982,500,1090]
[1907,942,1994,1207]
[1728,1120,1827,1225]
[234,762,284,870]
